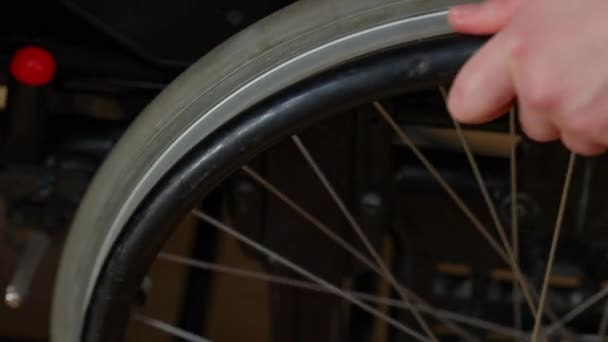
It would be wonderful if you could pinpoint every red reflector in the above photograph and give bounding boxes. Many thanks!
[9,46,56,87]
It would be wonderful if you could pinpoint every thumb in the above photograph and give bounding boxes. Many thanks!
[449,0,524,35]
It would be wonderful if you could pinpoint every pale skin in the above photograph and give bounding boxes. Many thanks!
[448,0,608,156]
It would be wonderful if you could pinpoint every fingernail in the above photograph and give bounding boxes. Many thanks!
[450,4,481,18]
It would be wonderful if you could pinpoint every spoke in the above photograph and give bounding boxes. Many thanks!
[192,209,430,342]
[375,100,579,339]
[509,107,523,336]
[242,165,479,341]
[443,97,512,252]
[437,88,538,321]
[132,313,210,342]
[598,299,608,342]
[159,252,323,292]
[241,166,378,272]
[292,135,438,341]
[428,307,525,339]
[372,102,545,312]
[159,252,517,338]
[531,153,577,341]
[437,90,573,339]
[442,93,532,317]
[546,287,608,336]
[373,101,508,262]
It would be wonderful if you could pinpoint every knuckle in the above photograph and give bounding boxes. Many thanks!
[509,33,564,111]
[523,84,564,112]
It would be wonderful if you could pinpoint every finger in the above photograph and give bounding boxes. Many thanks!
[517,105,560,142]
[447,32,515,124]
[449,0,524,35]
[560,132,606,156]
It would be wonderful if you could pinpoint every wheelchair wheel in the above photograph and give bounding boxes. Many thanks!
[52,0,608,341]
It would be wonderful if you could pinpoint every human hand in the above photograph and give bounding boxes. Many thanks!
[447,0,608,155]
